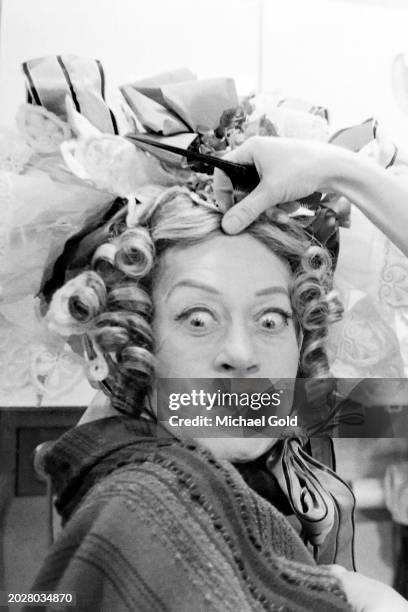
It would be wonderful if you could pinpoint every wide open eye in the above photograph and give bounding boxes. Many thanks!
[176,308,218,333]
[257,309,292,333]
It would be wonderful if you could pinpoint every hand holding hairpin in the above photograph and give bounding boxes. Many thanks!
[126,133,322,209]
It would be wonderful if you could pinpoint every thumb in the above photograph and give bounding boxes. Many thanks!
[221,183,276,234]
[213,140,257,213]
[213,167,234,212]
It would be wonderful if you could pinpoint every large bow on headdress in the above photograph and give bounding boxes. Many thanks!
[19,54,366,284]
[22,55,404,292]
[22,55,120,134]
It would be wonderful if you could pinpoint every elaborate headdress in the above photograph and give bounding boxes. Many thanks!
[1,54,407,402]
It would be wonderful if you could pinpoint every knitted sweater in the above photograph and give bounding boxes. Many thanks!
[26,417,352,612]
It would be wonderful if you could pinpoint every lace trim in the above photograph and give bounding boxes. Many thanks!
[380,239,408,314]
[0,297,86,399]
[0,129,33,174]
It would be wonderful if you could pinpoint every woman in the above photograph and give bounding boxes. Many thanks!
[26,148,407,611]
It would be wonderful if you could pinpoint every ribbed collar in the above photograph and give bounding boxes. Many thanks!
[43,416,168,497]
[44,416,292,519]
[42,416,354,570]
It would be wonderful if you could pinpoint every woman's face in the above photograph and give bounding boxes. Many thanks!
[152,232,300,460]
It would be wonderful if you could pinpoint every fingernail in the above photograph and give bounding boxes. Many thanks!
[223,215,243,234]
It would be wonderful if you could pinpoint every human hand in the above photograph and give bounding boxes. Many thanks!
[213,136,349,234]
[329,564,408,612]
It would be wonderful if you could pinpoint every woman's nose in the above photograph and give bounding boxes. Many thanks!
[213,323,260,375]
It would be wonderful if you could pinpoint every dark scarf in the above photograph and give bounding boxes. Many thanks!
[237,436,356,570]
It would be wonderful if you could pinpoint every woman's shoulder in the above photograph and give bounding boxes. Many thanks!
[46,415,308,562]
[35,428,349,612]
[77,436,312,563]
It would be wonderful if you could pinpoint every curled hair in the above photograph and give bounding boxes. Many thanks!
[56,186,342,415]
[67,271,107,323]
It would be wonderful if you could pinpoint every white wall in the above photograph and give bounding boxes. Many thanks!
[2,0,408,140]
[261,0,408,139]
[0,0,260,126]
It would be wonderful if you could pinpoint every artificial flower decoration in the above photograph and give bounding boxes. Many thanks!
[61,133,170,196]
[249,96,330,141]
[61,95,176,196]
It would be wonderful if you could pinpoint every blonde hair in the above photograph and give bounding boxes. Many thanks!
[63,187,343,415]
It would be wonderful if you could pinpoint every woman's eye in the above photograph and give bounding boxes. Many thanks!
[258,310,292,333]
[176,308,217,332]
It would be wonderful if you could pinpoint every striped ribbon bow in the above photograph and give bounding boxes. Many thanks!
[266,437,356,570]
[22,55,119,134]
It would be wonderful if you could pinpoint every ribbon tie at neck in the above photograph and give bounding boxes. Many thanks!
[265,437,356,570]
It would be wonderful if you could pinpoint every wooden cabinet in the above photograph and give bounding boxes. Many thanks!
[0,406,85,593]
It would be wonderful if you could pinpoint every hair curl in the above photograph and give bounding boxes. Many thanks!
[62,186,343,415]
